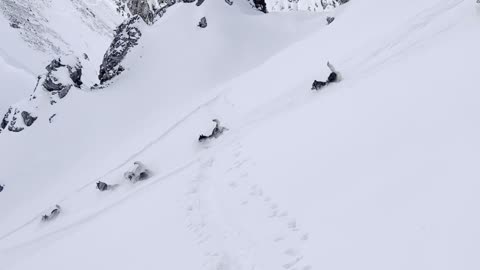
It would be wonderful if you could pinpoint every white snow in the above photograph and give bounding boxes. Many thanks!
[0,0,121,110]
[1,0,480,269]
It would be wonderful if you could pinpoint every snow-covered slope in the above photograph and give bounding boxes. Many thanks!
[1,0,480,269]
[0,0,121,110]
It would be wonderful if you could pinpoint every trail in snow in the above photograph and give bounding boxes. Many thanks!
[185,138,312,270]
[0,158,198,251]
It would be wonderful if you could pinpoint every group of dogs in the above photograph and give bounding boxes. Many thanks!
[41,161,150,222]
[40,63,340,222]
[40,120,229,222]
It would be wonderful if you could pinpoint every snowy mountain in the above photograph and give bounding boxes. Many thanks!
[0,0,121,110]
[1,0,480,270]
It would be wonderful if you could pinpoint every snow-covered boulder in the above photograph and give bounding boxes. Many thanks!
[114,0,173,24]
[43,57,83,95]
[0,56,84,133]
[98,15,144,84]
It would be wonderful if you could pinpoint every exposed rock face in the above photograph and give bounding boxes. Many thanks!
[1,108,12,130]
[42,57,83,98]
[253,0,268,13]
[5,108,25,133]
[0,56,84,133]
[98,15,144,84]
[327,16,335,24]
[21,111,37,127]
[128,0,156,24]
[114,0,174,24]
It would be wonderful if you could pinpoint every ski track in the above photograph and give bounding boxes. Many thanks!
[0,158,198,251]
[350,0,466,78]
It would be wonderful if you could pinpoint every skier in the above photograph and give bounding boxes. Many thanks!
[96,181,118,191]
[124,161,150,183]
[0,185,4,193]
[41,205,61,222]
[311,62,342,91]
[199,119,228,142]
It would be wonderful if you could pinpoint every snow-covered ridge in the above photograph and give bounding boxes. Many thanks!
[0,0,122,110]
[253,0,349,12]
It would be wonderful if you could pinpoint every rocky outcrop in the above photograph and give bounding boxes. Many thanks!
[261,0,349,12]
[253,0,268,13]
[0,56,84,133]
[1,108,12,131]
[42,57,83,100]
[3,108,25,133]
[127,0,156,24]
[114,0,175,24]
[327,16,335,24]
[21,111,37,127]
[98,15,144,84]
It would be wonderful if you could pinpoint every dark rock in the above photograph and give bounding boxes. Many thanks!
[43,75,65,92]
[0,56,82,133]
[49,114,57,123]
[253,0,267,13]
[21,111,37,127]
[225,0,233,5]
[45,58,64,72]
[1,108,12,130]
[327,17,335,24]
[98,15,143,84]
[198,17,207,28]
[83,53,89,60]
[10,22,20,29]
[127,0,155,24]
[58,85,72,99]
[196,0,206,6]
[68,62,83,87]
[7,109,24,132]
[8,126,24,132]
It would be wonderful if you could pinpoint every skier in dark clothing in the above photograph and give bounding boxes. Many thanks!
[42,205,61,222]
[199,119,228,142]
[311,62,342,91]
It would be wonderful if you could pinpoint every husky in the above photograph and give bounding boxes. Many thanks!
[311,62,342,91]
[198,119,228,142]
[41,205,61,221]
[124,161,150,183]
[96,181,119,191]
